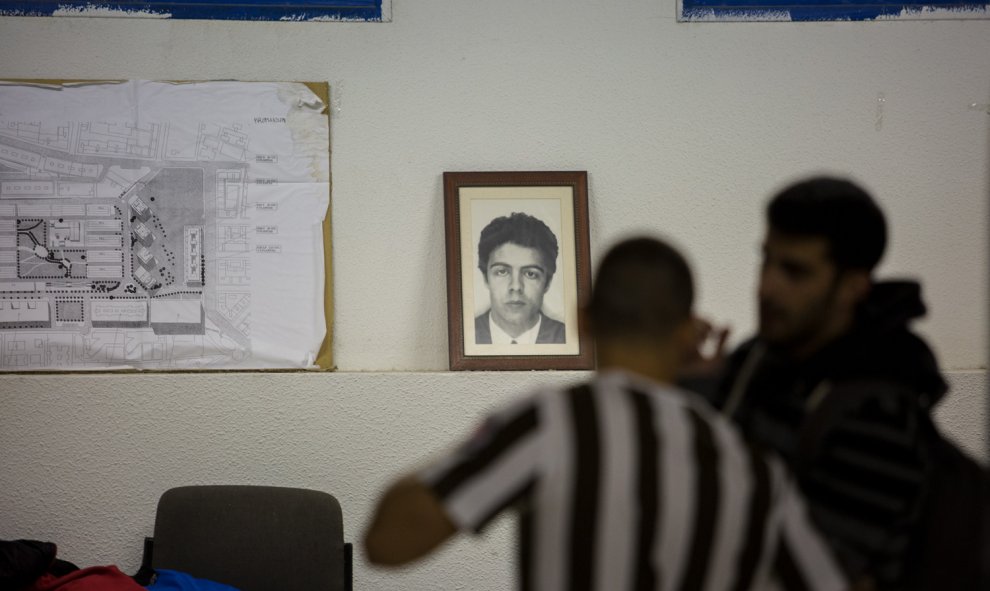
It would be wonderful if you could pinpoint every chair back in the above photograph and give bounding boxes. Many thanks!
[152,485,349,591]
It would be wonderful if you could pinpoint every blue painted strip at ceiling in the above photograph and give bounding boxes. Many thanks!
[0,0,383,21]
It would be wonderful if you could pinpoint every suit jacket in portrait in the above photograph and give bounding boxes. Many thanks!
[474,311,565,345]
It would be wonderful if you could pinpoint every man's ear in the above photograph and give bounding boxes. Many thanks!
[838,270,871,308]
[541,274,554,294]
[674,316,699,360]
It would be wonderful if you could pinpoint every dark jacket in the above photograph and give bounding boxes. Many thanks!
[713,281,949,589]
[474,311,565,344]
[1,540,78,591]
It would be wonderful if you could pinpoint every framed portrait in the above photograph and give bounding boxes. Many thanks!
[443,171,594,371]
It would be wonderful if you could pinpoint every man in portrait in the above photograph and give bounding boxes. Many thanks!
[474,212,565,345]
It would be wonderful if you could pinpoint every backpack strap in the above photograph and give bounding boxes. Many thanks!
[723,342,766,418]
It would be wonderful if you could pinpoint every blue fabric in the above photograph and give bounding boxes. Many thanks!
[145,569,241,591]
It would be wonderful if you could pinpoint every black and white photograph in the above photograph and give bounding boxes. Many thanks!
[443,171,593,370]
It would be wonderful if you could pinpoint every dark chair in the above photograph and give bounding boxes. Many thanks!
[144,485,352,591]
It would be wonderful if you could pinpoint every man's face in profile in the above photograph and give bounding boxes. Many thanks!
[758,230,841,350]
[484,242,551,338]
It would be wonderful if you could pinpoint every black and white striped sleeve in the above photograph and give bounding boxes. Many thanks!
[417,395,543,533]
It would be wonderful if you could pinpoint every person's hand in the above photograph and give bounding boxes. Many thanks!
[680,317,730,378]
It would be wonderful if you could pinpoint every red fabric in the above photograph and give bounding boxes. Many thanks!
[27,566,144,591]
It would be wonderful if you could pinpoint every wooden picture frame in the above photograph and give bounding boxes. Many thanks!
[443,171,594,371]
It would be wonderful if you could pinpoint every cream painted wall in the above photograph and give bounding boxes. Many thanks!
[0,371,985,591]
[0,1,987,589]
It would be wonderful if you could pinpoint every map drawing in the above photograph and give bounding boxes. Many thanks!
[0,81,330,370]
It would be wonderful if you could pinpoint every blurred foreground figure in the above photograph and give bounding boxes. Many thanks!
[365,236,846,591]
[701,177,988,590]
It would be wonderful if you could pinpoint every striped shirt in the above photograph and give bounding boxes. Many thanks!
[419,371,846,591]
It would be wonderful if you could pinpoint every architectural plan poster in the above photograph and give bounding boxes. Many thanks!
[0,80,331,370]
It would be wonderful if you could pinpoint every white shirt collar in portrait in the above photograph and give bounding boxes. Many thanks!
[489,313,543,345]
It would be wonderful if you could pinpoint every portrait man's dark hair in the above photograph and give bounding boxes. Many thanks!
[478,212,559,283]
[588,236,693,342]
[768,177,887,273]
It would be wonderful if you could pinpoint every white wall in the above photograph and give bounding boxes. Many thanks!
[0,371,984,591]
[1,2,987,589]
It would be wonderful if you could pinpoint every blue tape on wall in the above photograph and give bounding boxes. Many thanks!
[0,0,383,21]
[680,0,989,20]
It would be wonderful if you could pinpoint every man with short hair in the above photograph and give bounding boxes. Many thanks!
[703,177,981,590]
[365,236,846,591]
[475,212,565,344]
